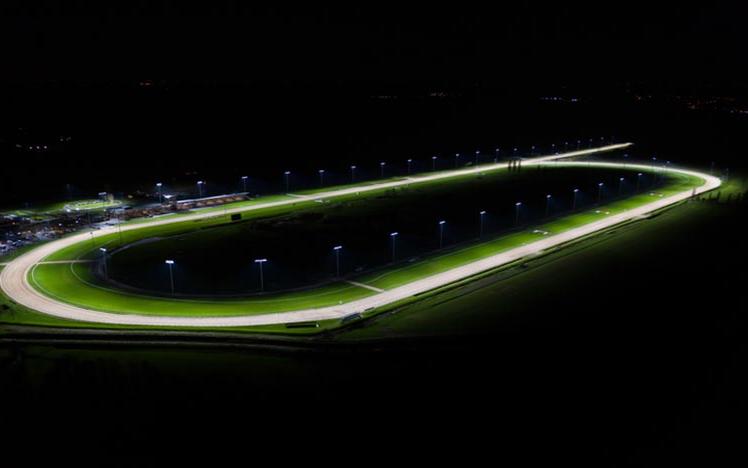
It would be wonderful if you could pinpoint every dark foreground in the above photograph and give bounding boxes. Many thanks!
[1,196,745,465]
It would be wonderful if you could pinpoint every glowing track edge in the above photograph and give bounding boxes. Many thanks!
[0,144,721,327]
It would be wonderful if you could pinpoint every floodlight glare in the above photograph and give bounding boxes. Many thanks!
[165,259,174,265]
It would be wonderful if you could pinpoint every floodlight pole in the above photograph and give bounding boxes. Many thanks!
[255,259,267,291]
[573,188,579,210]
[380,162,386,178]
[618,177,624,197]
[165,260,175,295]
[455,153,460,168]
[99,248,108,279]
[438,220,446,249]
[479,210,486,238]
[515,202,522,226]
[432,156,437,171]
[390,232,398,262]
[242,176,248,193]
[319,169,325,187]
[284,171,291,193]
[407,159,412,175]
[350,165,356,183]
[636,173,642,192]
[333,245,342,277]
[598,182,604,203]
[156,182,163,203]
[474,150,480,165]
[545,194,552,217]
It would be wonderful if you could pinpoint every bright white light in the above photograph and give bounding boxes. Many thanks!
[438,220,446,225]
[390,232,398,237]
[165,260,174,265]
[333,245,342,251]
[254,258,267,263]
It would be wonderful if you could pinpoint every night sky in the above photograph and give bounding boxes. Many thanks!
[1,3,745,89]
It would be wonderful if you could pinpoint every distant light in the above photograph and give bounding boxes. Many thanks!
[546,194,551,199]
[574,188,579,192]
[432,156,437,160]
[638,173,643,176]
[479,210,486,215]
[598,182,604,186]
[380,162,386,166]
[333,245,342,251]
[351,165,357,169]
[319,169,325,174]
[515,202,522,206]
[99,247,107,252]
[619,177,624,181]
[254,258,267,263]
[156,182,162,187]
[242,176,248,180]
[284,171,291,175]
[165,259,174,265]
[407,158,412,162]
[438,220,446,225]
[390,232,398,237]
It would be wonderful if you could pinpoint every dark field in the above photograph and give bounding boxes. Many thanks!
[106,165,660,294]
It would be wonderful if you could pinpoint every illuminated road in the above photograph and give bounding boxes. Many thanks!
[0,144,722,327]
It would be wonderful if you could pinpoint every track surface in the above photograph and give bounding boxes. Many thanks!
[0,144,721,327]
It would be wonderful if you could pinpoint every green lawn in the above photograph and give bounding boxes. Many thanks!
[23,169,705,318]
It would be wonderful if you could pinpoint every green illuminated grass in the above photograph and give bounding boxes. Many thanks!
[24,169,705,319]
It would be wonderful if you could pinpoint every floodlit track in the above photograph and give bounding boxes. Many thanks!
[0,144,722,327]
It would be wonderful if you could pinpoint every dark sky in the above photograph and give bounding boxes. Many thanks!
[1,2,746,89]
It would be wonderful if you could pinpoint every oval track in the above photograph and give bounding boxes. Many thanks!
[0,144,721,327]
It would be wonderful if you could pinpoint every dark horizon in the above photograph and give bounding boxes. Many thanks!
[1,3,746,89]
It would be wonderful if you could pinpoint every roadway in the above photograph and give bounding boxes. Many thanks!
[0,144,722,327]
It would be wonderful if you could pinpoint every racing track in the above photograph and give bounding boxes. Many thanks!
[0,144,722,327]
